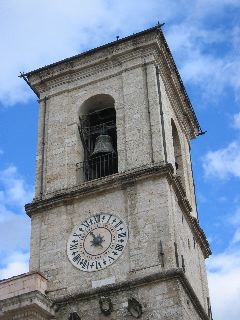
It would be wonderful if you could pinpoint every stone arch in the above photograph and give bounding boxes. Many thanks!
[78,94,118,181]
[79,94,115,116]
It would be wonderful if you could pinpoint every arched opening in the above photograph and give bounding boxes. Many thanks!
[171,119,185,187]
[78,94,118,181]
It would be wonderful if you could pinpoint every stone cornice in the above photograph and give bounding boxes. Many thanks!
[25,163,211,258]
[154,31,200,139]
[51,268,209,320]
[24,26,160,78]
[168,175,211,258]
[23,27,200,139]
[27,34,158,96]
[0,271,47,284]
[0,290,55,319]
[25,162,171,213]
[159,30,201,135]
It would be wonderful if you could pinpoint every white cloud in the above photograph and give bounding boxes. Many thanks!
[167,24,240,102]
[229,207,240,244]
[207,247,240,320]
[0,165,32,280]
[208,203,240,319]
[1,0,239,106]
[0,204,30,255]
[0,252,29,280]
[232,229,240,244]
[0,166,33,209]
[233,113,240,129]
[229,207,240,226]
[0,0,182,106]
[165,4,240,103]
[202,141,240,179]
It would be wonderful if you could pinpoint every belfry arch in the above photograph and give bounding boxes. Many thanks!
[78,94,118,181]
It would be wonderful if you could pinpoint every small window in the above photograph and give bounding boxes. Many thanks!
[171,119,185,188]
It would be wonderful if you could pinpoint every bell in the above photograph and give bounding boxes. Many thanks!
[91,134,115,157]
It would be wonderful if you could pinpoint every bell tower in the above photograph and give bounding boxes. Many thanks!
[20,25,211,319]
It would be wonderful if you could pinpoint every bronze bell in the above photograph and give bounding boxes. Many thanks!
[91,134,115,157]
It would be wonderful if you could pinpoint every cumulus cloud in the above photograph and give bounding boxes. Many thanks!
[167,16,240,102]
[0,0,181,106]
[202,141,240,179]
[207,203,240,319]
[0,165,32,280]
[0,252,29,280]
[233,113,240,129]
[0,166,33,209]
[208,250,240,320]
[1,0,240,106]
[207,247,240,320]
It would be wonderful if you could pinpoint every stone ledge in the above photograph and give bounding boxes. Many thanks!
[0,290,55,320]
[0,272,47,301]
[51,268,209,320]
[25,162,170,214]
[25,162,211,258]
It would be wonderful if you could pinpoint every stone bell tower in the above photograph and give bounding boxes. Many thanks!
[0,25,212,319]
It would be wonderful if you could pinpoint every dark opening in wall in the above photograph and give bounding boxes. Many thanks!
[78,96,118,181]
[171,119,185,189]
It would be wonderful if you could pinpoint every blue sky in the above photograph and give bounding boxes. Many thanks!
[0,0,240,318]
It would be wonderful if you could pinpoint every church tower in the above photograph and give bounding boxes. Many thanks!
[0,25,212,319]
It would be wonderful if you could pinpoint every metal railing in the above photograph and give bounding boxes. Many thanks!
[76,153,118,181]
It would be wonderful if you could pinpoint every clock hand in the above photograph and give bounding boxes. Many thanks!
[90,231,96,239]
[90,231,105,247]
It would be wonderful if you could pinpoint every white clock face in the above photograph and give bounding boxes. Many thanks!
[67,213,128,272]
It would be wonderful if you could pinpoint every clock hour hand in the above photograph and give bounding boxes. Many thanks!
[90,231,104,247]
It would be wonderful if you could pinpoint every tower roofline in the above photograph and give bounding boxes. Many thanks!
[21,24,202,135]
[22,25,162,77]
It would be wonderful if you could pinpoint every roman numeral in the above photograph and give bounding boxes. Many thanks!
[70,243,78,250]
[115,244,124,251]
[118,232,126,238]
[115,221,123,228]
[108,255,115,262]
[73,233,81,238]
[80,259,89,270]
[95,261,102,269]
[72,254,81,264]
[82,221,90,228]
[94,214,101,223]
[107,215,112,223]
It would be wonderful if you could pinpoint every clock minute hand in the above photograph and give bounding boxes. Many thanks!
[90,231,96,239]
[90,231,104,247]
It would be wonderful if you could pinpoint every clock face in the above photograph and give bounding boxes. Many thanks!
[67,213,128,272]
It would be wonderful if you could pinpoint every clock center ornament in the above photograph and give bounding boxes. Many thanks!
[67,213,128,272]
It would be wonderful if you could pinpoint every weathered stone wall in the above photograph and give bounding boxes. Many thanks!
[168,185,210,311]
[30,176,173,297]
[27,28,210,320]
[159,76,198,218]
[29,174,209,317]
[35,56,167,198]
[55,278,203,320]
